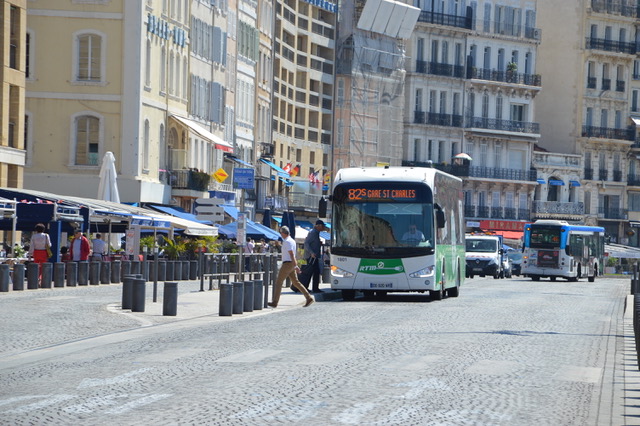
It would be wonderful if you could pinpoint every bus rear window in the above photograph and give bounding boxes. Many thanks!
[529,227,562,248]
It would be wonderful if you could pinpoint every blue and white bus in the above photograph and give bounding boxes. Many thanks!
[329,166,465,301]
[522,220,605,282]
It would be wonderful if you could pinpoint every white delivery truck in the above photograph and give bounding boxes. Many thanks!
[465,234,505,279]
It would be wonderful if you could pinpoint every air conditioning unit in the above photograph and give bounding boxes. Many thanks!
[262,144,274,157]
[533,29,541,40]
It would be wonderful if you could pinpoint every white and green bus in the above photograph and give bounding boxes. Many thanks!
[328,166,465,301]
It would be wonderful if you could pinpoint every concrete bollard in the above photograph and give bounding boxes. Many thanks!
[166,261,175,281]
[27,263,39,289]
[142,260,150,281]
[111,261,121,283]
[243,281,254,312]
[89,261,100,285]
[122,275,135,309]
[13,264,25,291]
[120,261,131,282]
[130,260,141,276]
[181,261,189,280]
[0,264,9,292]
[189,260,198,280]
[41,263,53,288]
[219,283,233,316]
[78,261,89,285]
[53,263,65,288]
[100,261,111,284]
[66,262,78,287]
[232,282,244,314]
[174,261,183,281]
[158,260,166,281]
[163,281,178,316]
[253,279,263,310]
[132,278,146,312]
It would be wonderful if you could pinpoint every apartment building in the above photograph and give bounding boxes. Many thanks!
[24,1,233,212]
[537,0,638,244]
[0,0,25,189]
[269,0,337,218]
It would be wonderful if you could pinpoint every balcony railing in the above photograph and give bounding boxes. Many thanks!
[532,201,585,216]
[415,60,465,78]
[417,10,472,29]
[288,191,322,211]
[613,170,622,182]
[587,76,597,88]
[591,1,640,17]
[581,125,635,141]
[404,161,538,182]
[585,168,594,180]
[585,37,637,54]
[598,207,628,220]
[467,67,542,86]
[258,195,289,213]
[413,111,463,127]
[169,169,211,192]
[629,175,640,186]
[602,78,611,90]
[599,169,608,180]
[464,205,530,221]
[467,117,540,134]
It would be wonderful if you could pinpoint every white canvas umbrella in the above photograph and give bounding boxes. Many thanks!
[98,151,120,203]
[97,151,121,253]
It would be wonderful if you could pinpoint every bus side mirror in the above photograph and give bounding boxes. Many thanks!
[318,197,327,218]
[436,210,445,229]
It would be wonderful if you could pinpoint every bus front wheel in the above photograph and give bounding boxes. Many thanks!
[430,288,443,301]
[588,266,597,282]
[531,275,540,281]
[342,290,356,301]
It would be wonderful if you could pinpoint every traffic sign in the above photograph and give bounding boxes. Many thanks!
[196,211,224,222]
[195,198,225,222]
[213,168,228,183]
[196,205,224,214]
[196,197,224,206]
[233,168,255,190]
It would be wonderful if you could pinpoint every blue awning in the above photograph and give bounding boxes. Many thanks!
[536,178,545,184]
[217,219,281,240]
[296,220,314,230]
[569,180,581,187]
[272,216,282,224]
[319,231,331,240]
[148,204,213,225]
[260,158,290,178]
[222,205,238,220]
[226,155,253,167]
[549,179,565,186]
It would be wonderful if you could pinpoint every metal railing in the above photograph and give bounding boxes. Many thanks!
[532,201,585,216]
[467,67,542,86]
[467,117,540,134]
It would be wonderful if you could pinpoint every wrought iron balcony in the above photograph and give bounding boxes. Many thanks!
[417,10,472,29]
[413,111,463,127]
[403,161,537,182]
[587,77,597,88]
[169,169,211,192]
[463,205,530,221]
[584,168,594,180]
[415,60,465,78]
[602,78,611,90]
[598,207,628,220]
[629,174,640,186]
[581,125,635,141]
[585,37,637,54]
[467,67,542,86]
[599,169,608,180]
[613,170,622,182]
[533,201,585,216]
[591,1,640,17]
[467,117,540,134]
[258,195,289,213]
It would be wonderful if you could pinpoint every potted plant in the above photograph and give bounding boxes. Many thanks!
[161,236,187,260]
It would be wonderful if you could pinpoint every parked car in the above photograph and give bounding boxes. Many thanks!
[502,256,513,278]
[507,251,523,276]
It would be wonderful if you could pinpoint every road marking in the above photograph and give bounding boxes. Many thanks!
[62,394,127,414]
[104,393,172,414]
[3,394,75,414]
[332,402,376,424]
[296,351,355,365]
[393,378,449,400]
[216,349,283,363]
[554,365,602,383]
[0,395,50,407]
[383,355,441,370]
[77,368,153,389]
[465,359,520,375]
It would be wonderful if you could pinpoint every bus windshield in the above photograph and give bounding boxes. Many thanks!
[332,182,434,257]
[529,226,563,249]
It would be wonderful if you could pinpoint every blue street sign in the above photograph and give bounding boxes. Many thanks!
[233,168,255,190]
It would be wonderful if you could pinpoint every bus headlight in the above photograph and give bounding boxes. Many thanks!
[331,265,354,278]
[409,265,435,278]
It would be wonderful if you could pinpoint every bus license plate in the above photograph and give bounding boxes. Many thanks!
[370,283,393,289]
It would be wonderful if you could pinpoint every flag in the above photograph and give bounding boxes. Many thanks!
[291,165,300,177]
[283,163,292,174]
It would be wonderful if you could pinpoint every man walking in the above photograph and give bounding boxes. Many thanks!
[304,219,327,293]
[268,226,314,308]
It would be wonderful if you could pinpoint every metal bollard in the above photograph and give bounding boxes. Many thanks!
[163,281,178,316]
[0,264,9,292]
[41,263,53,289]
[120,261,131,281]
[253,279,263,310]
[89,261,100,285]
[78,261,89,285]
[232,282,244,314]
[111,261,121,283]
[142,260,150,281]
[219,283,233,316]
[13,264,25,291]
[132,278,146,312]
[27,263,39,289]
[122,275,135,310]
[66,261,78,287]
[53,263,65,288]
[189,260,198,280]
[131,260,141,276]
[174,261,183,281]
[100,261,111,284]
[166,261,175,281]
[181,260,189,280]
[243,281,254,312]
[158,261,166,281]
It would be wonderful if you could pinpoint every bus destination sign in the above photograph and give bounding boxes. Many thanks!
[347,188,417,201]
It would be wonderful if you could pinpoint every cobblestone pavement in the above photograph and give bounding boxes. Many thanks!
[0,276,639,425]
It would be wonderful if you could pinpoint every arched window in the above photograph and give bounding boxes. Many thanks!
[74,114,100,165]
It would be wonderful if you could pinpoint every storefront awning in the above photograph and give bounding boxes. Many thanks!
[493,230,524,240]
[631,117,640,126]
[260,158,290,179]
[536,178,545,184]
[225,154,252,167]
[147,204,213,225]
[549,179,565,186]
[569,180,581,187]
[171,115,233,153]
[222,205,238,220]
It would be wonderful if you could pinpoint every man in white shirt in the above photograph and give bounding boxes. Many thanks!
[91,233,107,261]
[268,226,314,308]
